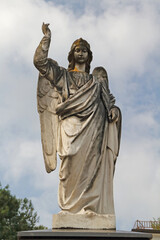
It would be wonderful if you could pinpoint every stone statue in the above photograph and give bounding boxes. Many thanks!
[34,23,121,229]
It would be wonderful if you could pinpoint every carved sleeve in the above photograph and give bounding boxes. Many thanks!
[34,35,52,75]
[100,80,115,114]
[33,36,64,89]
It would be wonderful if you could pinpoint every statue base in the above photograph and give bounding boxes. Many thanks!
[52,212,116,229]
[18,229,152,240]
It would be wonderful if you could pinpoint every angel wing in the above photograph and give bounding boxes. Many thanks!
[37,63,59,173]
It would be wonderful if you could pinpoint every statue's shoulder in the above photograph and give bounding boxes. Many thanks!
[47,58,69,82]
[91,73,101,87]
[48,58,58,66]
[48,58,66,71]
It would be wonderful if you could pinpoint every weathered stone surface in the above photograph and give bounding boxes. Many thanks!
[34,23,122,229]
[52,212,116,229]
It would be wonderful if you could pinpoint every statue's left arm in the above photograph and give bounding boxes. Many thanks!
[100,79,122,157]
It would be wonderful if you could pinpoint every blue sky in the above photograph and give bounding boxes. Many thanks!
[0,0,160,230]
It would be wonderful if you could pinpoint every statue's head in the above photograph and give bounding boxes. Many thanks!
[68,38,93,73]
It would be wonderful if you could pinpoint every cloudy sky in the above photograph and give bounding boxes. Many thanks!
[0,0,160,231]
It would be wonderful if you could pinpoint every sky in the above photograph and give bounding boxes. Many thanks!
[0,0,160,231]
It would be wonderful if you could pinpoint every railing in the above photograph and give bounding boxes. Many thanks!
[133,220,160,230]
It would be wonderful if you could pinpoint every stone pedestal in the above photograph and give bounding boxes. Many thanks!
[52,212,116,229]
[17,229,152,240]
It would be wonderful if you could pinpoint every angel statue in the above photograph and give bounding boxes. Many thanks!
[33,23,121,229]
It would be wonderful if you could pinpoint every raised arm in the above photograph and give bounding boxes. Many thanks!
[33,23,52,76]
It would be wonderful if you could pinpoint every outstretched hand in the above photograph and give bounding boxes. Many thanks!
[42,22,51,37]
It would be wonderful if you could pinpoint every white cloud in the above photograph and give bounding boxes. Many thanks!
[31,190,60,228]
[115,136,160,229]
[1,138,60,190]
[0,0,160,230]
[115,108,160,229]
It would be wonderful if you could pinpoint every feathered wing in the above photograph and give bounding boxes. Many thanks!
[37,72,59,173]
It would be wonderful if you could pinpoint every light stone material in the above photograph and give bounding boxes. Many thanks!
[33,23,122,229]
[52,212,116,229]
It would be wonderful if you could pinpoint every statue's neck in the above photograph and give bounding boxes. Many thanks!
[73,63,86,72]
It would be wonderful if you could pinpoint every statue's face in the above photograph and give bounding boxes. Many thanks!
[74,45,88,64]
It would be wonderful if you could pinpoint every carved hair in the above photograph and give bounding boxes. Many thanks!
[67,38,93,73]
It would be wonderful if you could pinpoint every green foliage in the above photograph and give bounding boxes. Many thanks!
[151,218,160,230]
[0,183,47,240]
